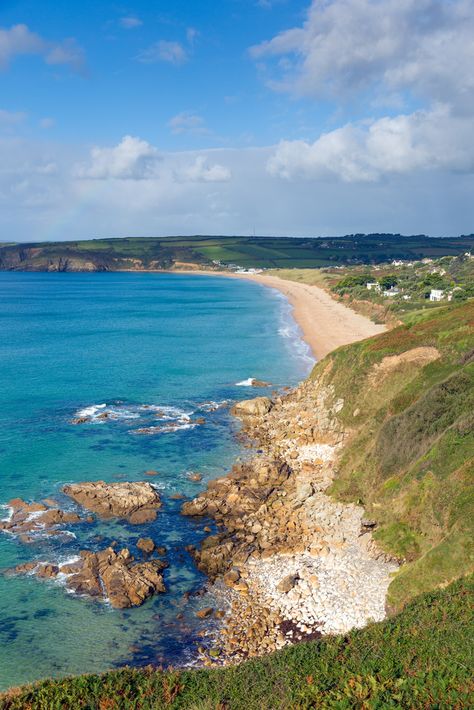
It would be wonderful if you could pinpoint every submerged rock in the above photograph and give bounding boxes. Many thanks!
[62,481,162,523]
[186,472,203,482]
[137,537,156,554]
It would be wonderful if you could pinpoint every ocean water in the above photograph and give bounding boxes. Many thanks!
[0,272,313,690]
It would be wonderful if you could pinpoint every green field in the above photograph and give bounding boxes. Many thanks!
[1,234,474,271]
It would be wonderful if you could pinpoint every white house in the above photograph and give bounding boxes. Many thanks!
[366,282,381,292]
[383,287,400,297]
[429,289,445,301]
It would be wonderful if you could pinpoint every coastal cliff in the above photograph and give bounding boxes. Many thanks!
[1,301,473,707]
[182,299,474,661]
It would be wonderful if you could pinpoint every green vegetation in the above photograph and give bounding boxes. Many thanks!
[1,234,474,271]
[329,253,474,318]
[1,575,472,709]
[314,300,474,609]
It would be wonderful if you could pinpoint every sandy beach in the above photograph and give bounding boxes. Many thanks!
[166,270,386,361]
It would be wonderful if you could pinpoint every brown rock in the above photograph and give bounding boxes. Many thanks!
[0,499,86,540]
[223,568,241,587]
[196,607,214,618]
[9,561,37,575]
[54,546,168,608]
[276,574,299,594]
[144,470,159,477]
[63,481,161,523]
[186,472,203,482]
[128,508,157,525]
[231,397,273,419]
[36,564,59,579]
[137,537,155,554]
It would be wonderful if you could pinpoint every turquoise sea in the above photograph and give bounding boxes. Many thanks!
[0,272,312,690]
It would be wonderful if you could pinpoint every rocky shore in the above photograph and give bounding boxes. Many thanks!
[1,482,168,609]
[1,381,398,663]
[182,373,398,663]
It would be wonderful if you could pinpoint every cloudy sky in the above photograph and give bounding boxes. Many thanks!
[1,0,473,242]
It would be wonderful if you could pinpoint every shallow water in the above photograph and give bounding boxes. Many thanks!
[0,271,312,690]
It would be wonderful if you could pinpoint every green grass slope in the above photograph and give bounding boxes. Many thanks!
[316,300,474,610]
[1,575,472,709]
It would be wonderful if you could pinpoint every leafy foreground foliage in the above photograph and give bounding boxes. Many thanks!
[319,300,474,609]
[2,576,473,709]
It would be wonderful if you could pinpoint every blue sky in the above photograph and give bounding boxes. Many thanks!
[1,0,474,241]
[1,0,320,148]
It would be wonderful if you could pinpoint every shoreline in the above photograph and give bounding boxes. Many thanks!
[183,374,398,664]
[119,269,386,361]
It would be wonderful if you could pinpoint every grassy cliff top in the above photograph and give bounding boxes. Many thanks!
[310,299,474,609]
[1,574,472,709]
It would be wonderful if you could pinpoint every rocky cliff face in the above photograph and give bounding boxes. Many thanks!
[182,371,397,662]
[183,302,474,663]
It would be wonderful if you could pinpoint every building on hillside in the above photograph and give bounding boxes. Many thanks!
[429,289,445,301]
[366,282,381,292]
[383,287,400,297]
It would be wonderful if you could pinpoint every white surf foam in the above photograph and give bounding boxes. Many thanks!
[235,378,255,386]
[76,403,107,418]
[0,504,13,523]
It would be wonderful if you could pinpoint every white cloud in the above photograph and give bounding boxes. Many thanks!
[40,117,55,129]
[45,38,85,73]
[0,24,85,73]
[250,0,474,110]
[74,135,161,180]
[268,106,474,182]
[186,27,199,46]
[74,136,231,184]
[168,111,207,135]
[175,156,231,183]
[0,108,26,126]
[1,138,473,241]
[0,24,43,68]
[120,16,143,29]
[252,1,474,184]
[138,40,187,65]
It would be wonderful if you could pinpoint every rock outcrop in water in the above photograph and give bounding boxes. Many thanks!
[0,499,89,542]
[10,546,167,608]
[63,481,162,523]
